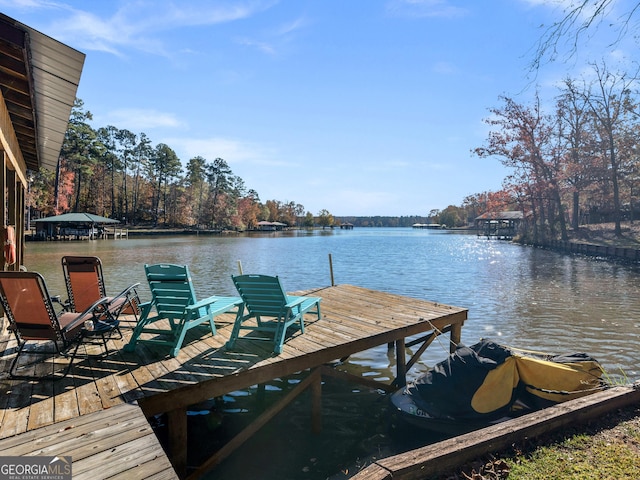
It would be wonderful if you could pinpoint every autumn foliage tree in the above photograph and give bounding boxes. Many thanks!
[475,94,569,242]
[580,63,640,236]
[474,60,640,242]
[317,209,334,229]
[29,99,324,231]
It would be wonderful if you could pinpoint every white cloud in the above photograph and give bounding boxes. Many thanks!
[235,15,309,56]
[164,136,285,166]
[275,16,308,36]
[385,0,469,18]
[0,0,58,8]
[98,108,185,131]
[13,0,276,57]
[235,37,278,55]
[149,2,268,28]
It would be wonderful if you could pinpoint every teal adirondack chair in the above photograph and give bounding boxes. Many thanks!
[124,264,242,357]
[225,274,321,354]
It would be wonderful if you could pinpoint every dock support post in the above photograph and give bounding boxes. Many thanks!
[395,338,407,387]
[167,406,188,478]
[256,383,266,405]
[450,322,462,353]
[328,253,334,286]
[311,369,322,433]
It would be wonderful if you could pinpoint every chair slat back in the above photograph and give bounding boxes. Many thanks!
[0,272,61,341]
[62,256,106,312]
[232,274,288,317]
[145,264,197,319]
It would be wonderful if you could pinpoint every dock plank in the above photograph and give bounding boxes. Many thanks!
[26,396,54,432]
[52,389,80,424]
[74,380,103,416]
[0,404,140,454]
[0,402,177,480]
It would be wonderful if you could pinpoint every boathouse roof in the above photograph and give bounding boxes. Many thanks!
[475,210,524,221]
[32,212,120,224]
[0,13,85,173]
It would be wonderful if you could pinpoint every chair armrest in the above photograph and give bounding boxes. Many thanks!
[185,296,242,314]
[284,297,306,309]
[138,300,153,315]
[186,295,221,311]
[109,282,141,304]
[62,296,112,332]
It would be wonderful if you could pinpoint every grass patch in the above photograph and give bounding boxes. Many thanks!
[505,433,640,479]
[447,404,640,480]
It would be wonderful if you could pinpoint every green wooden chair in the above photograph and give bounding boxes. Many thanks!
[123,264,242,357]
[225,274,321,354]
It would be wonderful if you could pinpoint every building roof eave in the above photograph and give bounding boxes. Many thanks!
[0,13,85,174]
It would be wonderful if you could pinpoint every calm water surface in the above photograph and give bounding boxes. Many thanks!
[23,228,640,479]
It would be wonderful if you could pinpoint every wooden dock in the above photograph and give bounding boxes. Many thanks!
[0,402,177,479]
[0,284,467,478]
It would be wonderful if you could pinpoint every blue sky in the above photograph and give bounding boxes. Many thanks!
[2,1,635,216]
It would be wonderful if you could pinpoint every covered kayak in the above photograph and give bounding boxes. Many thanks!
[390,339,605,434]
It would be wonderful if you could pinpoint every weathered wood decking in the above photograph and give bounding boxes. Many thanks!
[0,284,467,478]
[0,402,177,479]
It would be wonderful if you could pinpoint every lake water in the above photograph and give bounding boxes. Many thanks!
[22,228,640,479]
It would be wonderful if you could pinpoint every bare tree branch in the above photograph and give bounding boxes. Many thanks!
[530,0,639,72]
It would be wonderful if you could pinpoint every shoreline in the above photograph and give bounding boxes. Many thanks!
[26,223,640,264]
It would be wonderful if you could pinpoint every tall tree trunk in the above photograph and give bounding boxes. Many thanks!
[73,170,82,212]
[123,159,128,223]
[553,186,568,241]
[54,160,61,211]
[608,132,622,236]
[572,190,579,230]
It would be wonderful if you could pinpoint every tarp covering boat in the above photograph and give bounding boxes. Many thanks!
[391,339,605,433]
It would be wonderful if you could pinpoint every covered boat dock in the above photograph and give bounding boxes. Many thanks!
[254,221,287,231]
[32,212,127,240]
[475,210,525,239]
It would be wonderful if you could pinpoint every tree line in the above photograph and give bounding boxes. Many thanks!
[26,100,476,231]
[427,61,640,242]
[28,99,336,231]
[25,100,446,230]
